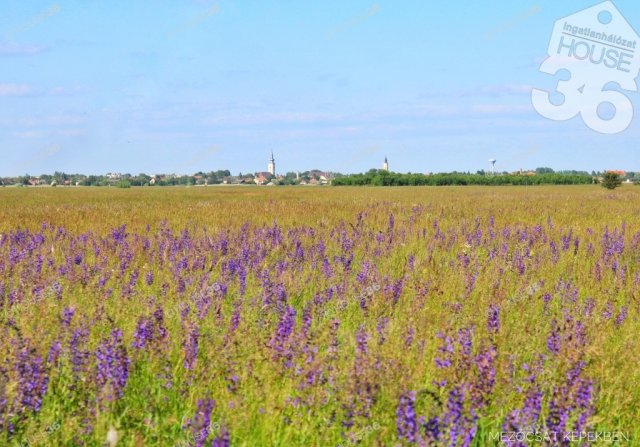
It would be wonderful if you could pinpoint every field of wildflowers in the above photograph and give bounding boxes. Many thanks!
[0,185,638,446]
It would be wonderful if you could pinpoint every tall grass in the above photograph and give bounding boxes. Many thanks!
[0,185,638,446]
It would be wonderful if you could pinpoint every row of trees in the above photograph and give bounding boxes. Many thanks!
[11,172,85,186]
[112,171,234,187]
[3,171,235,187]
[332,170,595,186]
[4,169,639,188]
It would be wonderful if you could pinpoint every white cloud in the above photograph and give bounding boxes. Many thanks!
[0,42,48,57]
[0,83,33,96]
[57,129,86,137]
[0,84,90,98]
[204,111,342,126]
[463,84,534,97]
[48,86,91,96]
[470,104,532,115]
[11,130,42,138]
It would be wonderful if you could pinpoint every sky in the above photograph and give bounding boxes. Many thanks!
[2,0,640,176]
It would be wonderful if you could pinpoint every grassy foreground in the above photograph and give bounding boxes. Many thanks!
[0,185,638,446]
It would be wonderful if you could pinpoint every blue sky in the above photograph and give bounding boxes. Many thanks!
[2,0,640,176]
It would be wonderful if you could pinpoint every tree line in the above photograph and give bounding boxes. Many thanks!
[331,170,596,186]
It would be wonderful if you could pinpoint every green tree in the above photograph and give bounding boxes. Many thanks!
[115,180,132,188]
[601,172,622,190]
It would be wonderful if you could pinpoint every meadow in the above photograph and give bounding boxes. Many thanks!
[0,185,638,446]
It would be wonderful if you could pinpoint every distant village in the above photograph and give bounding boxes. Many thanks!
[1,153,638,187]
[0,152,337,187]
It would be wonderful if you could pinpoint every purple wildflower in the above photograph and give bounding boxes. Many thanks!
[615,306,628,328]
[503,386,542,446]
[472,344,497,409]
[13,338,50,414]
[183,324,200,370]
[356,325,368,355]
[547,319,561,355]
[442,386,469,447]
[404,327,415,347]
[229,301,242,334]
[435,332,454,369]
[602,301,613,320]
[132,317,153,350]
[211,426,230,447]
[396,391,418,443]
[487,304,500,335]
[376,317,389,345]
[268,306,296,368]
[70,327,91,382]
[95,329,130,401]
[61,306,75,327]
[184,398,215,447]
[47,340,62,365]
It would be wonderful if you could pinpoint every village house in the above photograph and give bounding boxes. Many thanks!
[254,172,273,185]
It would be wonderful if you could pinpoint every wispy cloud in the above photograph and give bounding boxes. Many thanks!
[355,102,534,121]
[0,113,86,128]
[0,84,89,97]
[56,129,86,137]
[463,84,533,98]
[48,86,92,96]
[470,104,531,115]
[204,111,342,127]
[0,42,48,57]
[315,73,350,88]
[0,83,34,96]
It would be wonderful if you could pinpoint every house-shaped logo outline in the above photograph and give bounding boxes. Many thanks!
[547,1,640,77]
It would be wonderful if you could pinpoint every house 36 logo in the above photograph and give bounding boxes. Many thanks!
[532,1,640,134]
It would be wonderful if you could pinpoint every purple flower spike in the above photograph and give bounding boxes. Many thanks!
[95,329,130,402]
[396,391,418,443]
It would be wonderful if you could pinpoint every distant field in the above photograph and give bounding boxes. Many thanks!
[1,184,637,232]
[0,185,639,445]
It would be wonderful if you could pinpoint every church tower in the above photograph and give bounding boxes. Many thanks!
[383,156,389,172]
[268,151,276,176]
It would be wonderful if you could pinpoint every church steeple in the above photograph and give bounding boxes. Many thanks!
[268,151,276,176]
[383,156,389,172]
